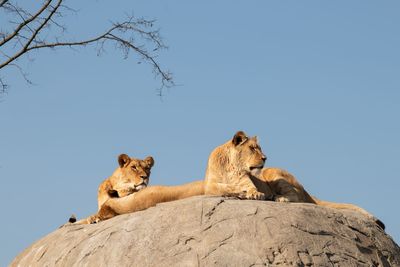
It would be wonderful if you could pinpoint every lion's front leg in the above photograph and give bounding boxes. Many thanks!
[206,177,265,200]
[235,175,266,200]
[116,187,135,197]
[97,202,120,221]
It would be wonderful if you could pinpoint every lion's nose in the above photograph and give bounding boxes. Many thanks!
[262,155,267,162]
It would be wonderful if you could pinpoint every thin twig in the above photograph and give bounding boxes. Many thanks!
[0,0,52,47]
[0,1,174,94]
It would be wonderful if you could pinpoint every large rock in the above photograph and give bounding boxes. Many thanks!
[11,196,400,266]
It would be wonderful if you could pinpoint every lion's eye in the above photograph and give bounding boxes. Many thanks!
[131,166,137,170]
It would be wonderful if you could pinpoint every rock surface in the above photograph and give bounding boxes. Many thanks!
[11,196,400,266]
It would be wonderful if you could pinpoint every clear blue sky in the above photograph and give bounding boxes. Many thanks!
[1,1,399,265]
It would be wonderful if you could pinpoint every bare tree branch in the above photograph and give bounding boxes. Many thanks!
[0,0,9,8]
[0,0,52,47]
[0,0,62,68]
[0,0,174,96]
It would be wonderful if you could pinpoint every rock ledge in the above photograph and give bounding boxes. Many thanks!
[11,196,400,266]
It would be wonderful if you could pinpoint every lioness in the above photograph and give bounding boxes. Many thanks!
[73,131,384,229]
[204,131,272,200]
[72,131,266,224]
[97,154,154,210]
[69,153,154,224]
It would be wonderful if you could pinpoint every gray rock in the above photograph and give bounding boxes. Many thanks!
[11,196,400,267]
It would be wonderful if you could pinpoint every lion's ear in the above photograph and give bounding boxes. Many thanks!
[144,156,154,168]
[118,154,131,167]
[232,131,248,146]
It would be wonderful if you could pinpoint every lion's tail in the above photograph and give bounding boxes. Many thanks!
[63,214,99,226]
[68,214,77,223]
[58,214,92,228]
[310,195,385,230]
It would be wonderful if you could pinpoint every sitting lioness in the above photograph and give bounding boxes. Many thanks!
[72,131,384,229]
[97,154,154,210]
[203,131,272,200]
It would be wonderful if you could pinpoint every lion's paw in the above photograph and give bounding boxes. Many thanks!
[117,187,135,198]
[87,215,101,224]
[274,195,290,202]
[245,189,266,200]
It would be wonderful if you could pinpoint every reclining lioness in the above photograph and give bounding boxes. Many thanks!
[71,131,267,224]
[72,131,384,229]
[97,154,154,210]
[68,153,154,223]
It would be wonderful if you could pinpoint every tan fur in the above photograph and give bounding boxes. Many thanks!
[258,167,384,229]
[73,181,205,224]
[97,154,154,210]
[259,168,315,203]
[72,131,270,224]
[72,131,384,229]
[204,131,272,200]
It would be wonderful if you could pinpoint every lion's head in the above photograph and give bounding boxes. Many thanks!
[230,131,267,175]
[206,131,267,181]
[110,154,154,196]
